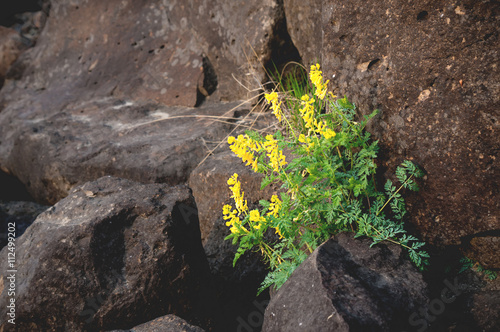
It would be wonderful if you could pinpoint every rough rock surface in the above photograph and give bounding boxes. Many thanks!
[472,278,500,332]
[0,200,47,249]
[108,314,205,332]
[319,0,499,263]
[0,0,286,106]
[189,150,277,245]
[189,149,274,330]
[463,235,500,270]
[0,97,244,205]
[283,0,322,66]
[262,232,429,331]
[0,26,26,87]
[0,176,212,331]
[0,0,294,206]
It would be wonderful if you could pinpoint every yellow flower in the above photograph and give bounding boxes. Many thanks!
[265,91,283,121]
[298,133,315,152]
[316,121,336,140]
[249,209,261,221]
[299,95,317,132]
[223,203,249,234]
[248,209,264,230]
[321,128,336,139]
[265,91,278,104]
[227,135,261,172]
[267,194,282,218]
[298,94,336,140]
[223,204,233,217]
[227,173,248,215]
[275,226,284,239]
[309,64,329,100]
[227,173,237,185]
[263,135,287,173]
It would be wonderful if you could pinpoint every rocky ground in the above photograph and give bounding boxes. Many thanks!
[0,0,498,331]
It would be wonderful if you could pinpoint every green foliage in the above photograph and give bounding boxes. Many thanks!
[459,256,498,281]
[224,63,428,294]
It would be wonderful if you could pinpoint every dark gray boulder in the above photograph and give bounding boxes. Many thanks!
[189,150,275,331]
[283,0,322,66]
[0,97,245,205]
[108,314,205,332]
[0,0,293,206]
[0,176,212,331]
[262,232,429,331]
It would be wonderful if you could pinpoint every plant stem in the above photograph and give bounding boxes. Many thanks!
[376,175,413,216]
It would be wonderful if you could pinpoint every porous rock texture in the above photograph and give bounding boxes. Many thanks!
[262,232,429,331]
[0,176,213,331]
[0,0,498,330]
[0,96,242,205]
[471,277,500,332]
[0,0,286,107]
[0,26,26,88]
[316,0,500,265]
[108,314,205,332]
[282,0,322,66]
[0,0,298,205]
[189,149,276,330]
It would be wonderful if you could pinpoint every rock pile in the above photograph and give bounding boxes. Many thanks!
[0,0,498,330]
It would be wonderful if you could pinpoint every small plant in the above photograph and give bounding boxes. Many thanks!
[459,256,498,281]
[223,63,428,294]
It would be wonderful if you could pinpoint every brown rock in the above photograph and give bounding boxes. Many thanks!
[262,232,429,331]
[12,1,205,107]
[471,278,500,332]
[189,150,276,245]
[189,150,274,331]
[283,0,322,66]
[464,235,500,270]
[0,0,295,206]
[0,97,243,205]
[0,176,212,331]
[319,0,500,251]
[0,26,26,87]
[108,314,205,332]
[0,0,287,106]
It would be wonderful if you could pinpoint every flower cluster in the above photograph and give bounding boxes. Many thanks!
[228,135,260,172]
[223,173,269,234]
[227,134,286,175]
[224,62,427,294]
[299,94,316,132]
[265,91,283,121]
[298,134,315,152]
[267,195,284,238]
[223,204,243,234]
[267,194,282,218]
[299,95,336,140]
[249,209,266,230]
[309,64,329,100]
[227,173,248,214]
[262,135,287,173]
